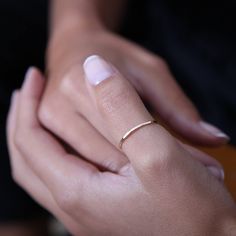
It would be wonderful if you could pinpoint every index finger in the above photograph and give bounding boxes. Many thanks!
[16,68,99,201]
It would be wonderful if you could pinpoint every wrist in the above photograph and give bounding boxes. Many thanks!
[51,13,104,38]
[49,0,107,37]
[47,16,106,75]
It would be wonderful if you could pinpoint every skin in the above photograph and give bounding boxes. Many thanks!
[7,65,236,236]
[38,0,229,177]
[4,1,230,235]
[2,1,125,233]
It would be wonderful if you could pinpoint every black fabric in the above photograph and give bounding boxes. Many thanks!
[0,0,236,222]
[0,0,48,221]
[121,0,236,144]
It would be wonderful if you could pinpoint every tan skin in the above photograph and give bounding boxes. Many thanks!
[32,0,230,189]
[4,1,231,235]
[7,64,236,235]
[39,0,229,175]
[2,2,124,235]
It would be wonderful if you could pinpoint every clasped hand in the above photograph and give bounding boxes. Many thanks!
[7,56,236,235]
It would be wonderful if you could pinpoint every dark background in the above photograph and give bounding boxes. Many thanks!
[0,0,48,221]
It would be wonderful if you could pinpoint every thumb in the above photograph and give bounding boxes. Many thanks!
[83,55,225,182]
[83,55,183,174]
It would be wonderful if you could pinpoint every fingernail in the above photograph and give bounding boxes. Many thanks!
[207,166,225,182]
[199,121,230,140]
[11,90,17,104]
[23,67,35,87]
[83,55,115,86]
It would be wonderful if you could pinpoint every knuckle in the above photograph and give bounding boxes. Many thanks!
[97,79,133,115]
[138,127,175,174]
[56,180,86,213]
[59,74,75,95]
[59,68,84,97]
[101,158,122,173]
[14,129,26,151]
[139,152,170,174]
[56,190,77,212]
[154,57,168,70]
[38,99,68,137]
[14,130,32,158]
[38,102,54,128]
[148,55,170,74]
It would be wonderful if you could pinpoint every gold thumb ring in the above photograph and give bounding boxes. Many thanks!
[119,120,157,149]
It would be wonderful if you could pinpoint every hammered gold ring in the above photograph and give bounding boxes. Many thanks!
[119,120,157,149]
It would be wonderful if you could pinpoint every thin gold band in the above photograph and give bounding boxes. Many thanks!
[119,120,157,149]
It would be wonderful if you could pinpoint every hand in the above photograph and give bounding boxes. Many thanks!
[38,27,229,175]
[7,62,236,236]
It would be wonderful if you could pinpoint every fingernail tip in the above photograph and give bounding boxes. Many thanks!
[83,55,100,68]
[11,90,18,103]
[24,66,36,83]
[83,54,115,86]
[26,66,36,75]
[199,121,230,140]
[216,133,230,140]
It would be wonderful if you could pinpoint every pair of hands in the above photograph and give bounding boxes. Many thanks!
[42,28,229,159]
[7,54,236,235]
[37,27,229,176]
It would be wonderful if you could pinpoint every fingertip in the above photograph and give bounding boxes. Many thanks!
[190,121,230,147]
[19,68,45,129]
[22,67,45,99]
[199,121,230,142]
[207,166,225,182]
[166,116,230,147]
[7,90,20,143]
[11,90,18,103]
[8,90,20,118]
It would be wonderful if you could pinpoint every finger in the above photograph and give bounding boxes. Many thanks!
[179,142,224,181]
[16,67,99,200]
[126,50,229,146]
[46,68,225,178]
[83,55,182,174]
[14,159,81,236]
[179,143,221,168]
[63,76,114,143]
[7,91,53,209]
[39,96,127,172]
[55,65,117,145]
[7,91,86,235]
[7,90,20,163]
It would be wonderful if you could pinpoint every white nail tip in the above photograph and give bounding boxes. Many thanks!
[199,121,230,139]
[83,55,114,86]
[83,55,100,68]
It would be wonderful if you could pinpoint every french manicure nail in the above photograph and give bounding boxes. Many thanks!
[207,166,225,182]
[83,55,115,86]
[199,121,230,140]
